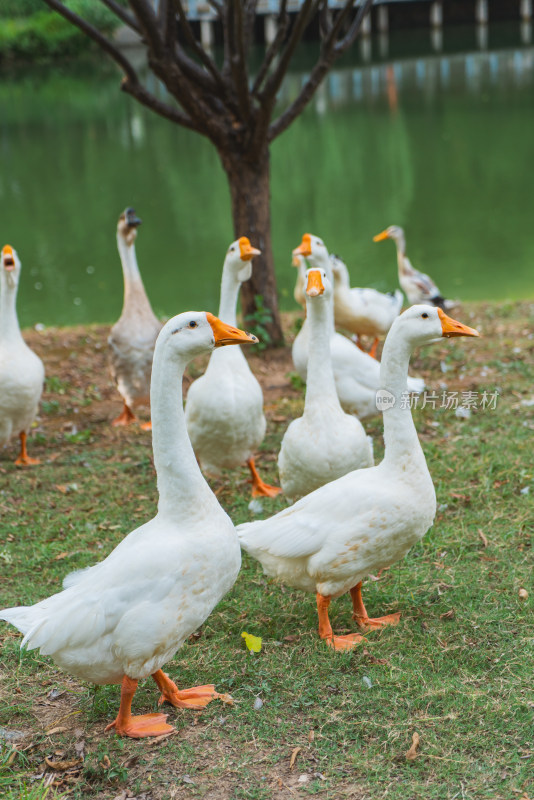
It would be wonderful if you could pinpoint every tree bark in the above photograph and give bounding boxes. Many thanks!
[219,144,284,345]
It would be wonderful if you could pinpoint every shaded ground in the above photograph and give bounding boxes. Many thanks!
[0,301,533,800]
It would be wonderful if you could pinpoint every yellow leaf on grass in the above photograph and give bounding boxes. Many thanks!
[241,631,262,653]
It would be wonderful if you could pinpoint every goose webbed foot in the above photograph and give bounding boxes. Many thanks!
[152,669,219,709]
[112,402,136,427]
[350,582,401,631]
[316,593,366,652]
[106,675,174,738]
[247,457,282,498]
[15,432,40,467]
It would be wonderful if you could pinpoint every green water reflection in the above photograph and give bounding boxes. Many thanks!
[1,23,533,328]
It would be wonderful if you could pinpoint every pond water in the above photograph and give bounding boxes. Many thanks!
[1,22,534,328]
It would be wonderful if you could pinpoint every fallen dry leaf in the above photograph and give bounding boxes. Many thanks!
[405,732,420,761]
[45,726,68,736]
[440,610,455,621]
[478,529,489,547]
[54,485,69,494]
[290,747,301,770]
[518,588,528,601]
[54,552,70,561]
[45,757,82,771]
[308,730,315,743]
[100,755,111,769]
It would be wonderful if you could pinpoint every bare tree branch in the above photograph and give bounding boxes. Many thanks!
[228,0,251,120]
[259,0,314,104]
[268,0,374,141]
[120,76,203,133]
[41,0,138,83]
[252,0,289,96]
[169,0,228,95]
[98,0,141,32]
[127,0,166,56]
[336,0,375,52]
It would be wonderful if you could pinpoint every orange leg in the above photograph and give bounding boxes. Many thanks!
[152,669,219,709]
[105,675,174,738]
[368,338,380,359]
[14,432,40,467]
[350,582,401,631]
[247,457,282,498]
[112,402,136,427]
[139,420,152,431]
[316,593,365,652]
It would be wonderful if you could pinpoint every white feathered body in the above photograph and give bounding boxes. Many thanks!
[331,255,403,337]
[0,252,44,447]
[185,345,266,474]
[278,400,372,500]
[0,340,44,447]
[239,456,435,598]
[109,306,162,409]
[1,509,239,684]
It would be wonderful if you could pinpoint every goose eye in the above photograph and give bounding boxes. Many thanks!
[188,320,197,328]
[422,313,429,319]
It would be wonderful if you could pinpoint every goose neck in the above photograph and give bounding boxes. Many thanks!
[117,235,150,312]
[151,342,217,519]
[380,332,422,464]
[217,261,240,326]
[304,295,339,410]
[0,278,21,343]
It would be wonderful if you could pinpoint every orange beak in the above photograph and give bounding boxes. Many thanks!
[238,237,261,261]
[373,229,390,243]
[206,312,259,347]
[293,233,312,258]
[2,245,15,270]
[438,308,480,338]
[306,270,324,297]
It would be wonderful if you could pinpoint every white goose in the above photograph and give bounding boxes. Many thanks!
[0,312,257,738]
[373,226,452,310]
[186,238,281,498]
[109,207,162,428]
[239,305,479,651]
[0,245,45,466]
[279,267,373,501]
[292,234,424,419]
[330,253,403,356]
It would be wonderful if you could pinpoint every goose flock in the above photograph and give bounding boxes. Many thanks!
[0,211,480,738]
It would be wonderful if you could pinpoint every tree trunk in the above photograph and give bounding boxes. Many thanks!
[219,145,284,346]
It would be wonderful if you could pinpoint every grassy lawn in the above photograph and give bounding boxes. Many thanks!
[0,301,533,800]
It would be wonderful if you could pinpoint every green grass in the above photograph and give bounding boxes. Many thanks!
[0,302,533,799]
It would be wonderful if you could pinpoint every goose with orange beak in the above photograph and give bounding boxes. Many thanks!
[278,267,373,501]
[109,207,162,429]
[0,245,45,466]
[238,305,479,651]
[291,233,425,419]
[373,225,453,310]
[186,237,281,498]
[1,311,258,738]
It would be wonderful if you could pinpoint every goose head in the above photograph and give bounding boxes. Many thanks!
[373,225,405,251]
[158,310,258,363]
[293,234,332,278]
[305,267,332,302]
[117,207,142,247]
[1,245,21,291]
[392,305,479,349]
[224,237,261,283]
